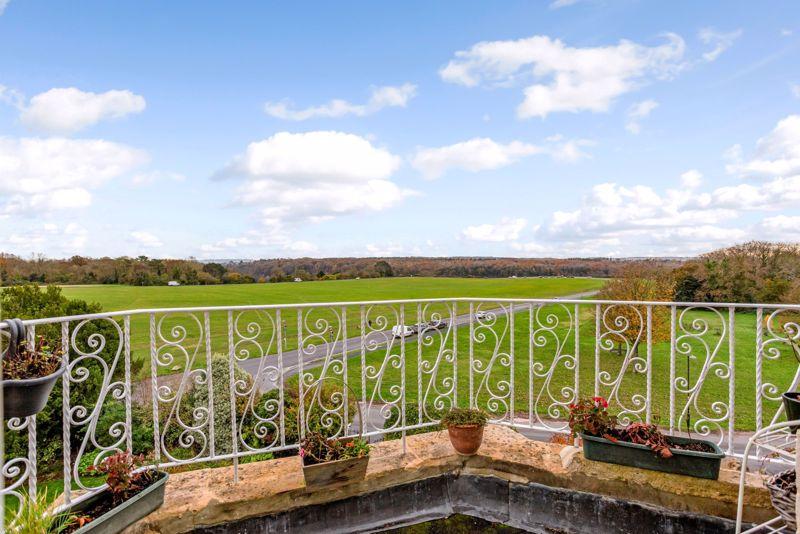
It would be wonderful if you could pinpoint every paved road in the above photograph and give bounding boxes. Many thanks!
[239,290,600,390]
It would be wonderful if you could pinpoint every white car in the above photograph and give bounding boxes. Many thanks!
[475,311,489,320]
[392,325,415,338]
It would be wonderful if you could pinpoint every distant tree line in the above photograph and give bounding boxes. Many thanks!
[0,254,682,287]
[226,256,679,282]
[0,254,257,286]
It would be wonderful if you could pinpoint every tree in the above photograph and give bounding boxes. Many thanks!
[374,260,394,277]
[597,263,675,356]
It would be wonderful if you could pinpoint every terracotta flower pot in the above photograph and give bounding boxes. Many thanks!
[447,424,484,455]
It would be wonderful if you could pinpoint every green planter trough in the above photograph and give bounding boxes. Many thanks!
[69,470,168,534]
[580,434,725,480]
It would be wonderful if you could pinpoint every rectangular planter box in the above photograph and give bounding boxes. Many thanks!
[302,455,369,489]
[69,470,168,534]
[580,433,725,480]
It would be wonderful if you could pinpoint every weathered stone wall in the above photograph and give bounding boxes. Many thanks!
[124,425,773,533]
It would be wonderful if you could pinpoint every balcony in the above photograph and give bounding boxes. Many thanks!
[1,297,799,532]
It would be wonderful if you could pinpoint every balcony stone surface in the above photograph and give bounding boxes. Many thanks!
[124,424,773,533]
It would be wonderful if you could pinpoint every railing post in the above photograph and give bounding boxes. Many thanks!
[728,307,736,455]
[297,309,305,440]
[227,311,239,483]
[469,302,474,409]
[359,305,366,436]
[669,305,676,436]
[594,304,600,397]
[61,321,72,507]
[574,303,580,407]
[204,312,215,459]
[277,309,286,447]
[400,305,406,454]
[124,315,133,454]
[755,307,763,433]
[646,305,652,425]
[452,302,458,409]
[149,313,162,465]
[342,306,349,433]
[528,303,534,426]
[416,303,422,427]
[509,304,515,426]
[26,325,37,499]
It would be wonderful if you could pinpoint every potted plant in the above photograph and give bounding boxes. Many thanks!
[2,334,66,419]
[441,407,488,456]
[63,452,168,533]
[299,431,370,489]
[569,396,725,480]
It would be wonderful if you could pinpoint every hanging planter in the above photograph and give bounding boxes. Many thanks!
[440,407,489,456]
[2,319,65,419]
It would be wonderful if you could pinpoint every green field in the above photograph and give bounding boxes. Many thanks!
[59,276,604,310]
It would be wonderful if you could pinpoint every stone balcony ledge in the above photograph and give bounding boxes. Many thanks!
[125,425,773,533]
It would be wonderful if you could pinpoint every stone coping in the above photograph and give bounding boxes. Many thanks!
[124,425,774,533]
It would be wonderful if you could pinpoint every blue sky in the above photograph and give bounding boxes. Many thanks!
[0,1,799,259]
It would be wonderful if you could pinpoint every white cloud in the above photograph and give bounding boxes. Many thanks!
[264,83,416,121]
[411,136,591,179]
[792,84,800,99]
[440,33,685,118]
[625,99,658,134]
[725,115,800,178]
[131,170,186,187]
[130,231,163,248]
[0,137,148,213]
[782,29,793,37]
[462,217,527,242]
[0,0,9,15]
[20,88,146,134]
[206,131,412,256]
[549,0,582,8]
[680,169,703,189]
[698,28,743,62]
[0,222,88,254]
[412,138,543,179]
[0,84,24,109]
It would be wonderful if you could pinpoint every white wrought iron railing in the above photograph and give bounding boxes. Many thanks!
[0,297,799,525]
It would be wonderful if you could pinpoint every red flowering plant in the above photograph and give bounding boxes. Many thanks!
[88,451,158,505]
[568,396,617,440]
[299,431,370,466]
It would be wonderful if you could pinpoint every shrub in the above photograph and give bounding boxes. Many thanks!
[440,407,488,428]
[187,354,253,455]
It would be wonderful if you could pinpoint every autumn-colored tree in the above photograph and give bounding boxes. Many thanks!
[597,263,675,356]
